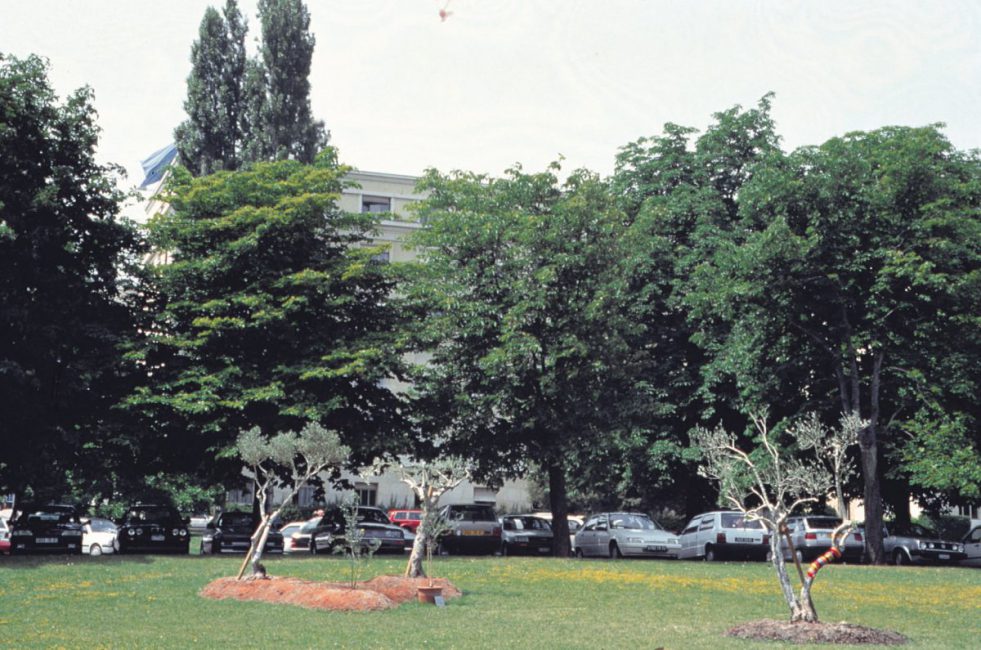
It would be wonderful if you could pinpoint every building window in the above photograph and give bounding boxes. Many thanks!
[473,486,496,503]
[361,196,391,213]
[297,486,316,507]
[370,250,390,264]
[355,483,378,506]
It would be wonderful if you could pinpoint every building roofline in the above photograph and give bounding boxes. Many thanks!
[345,169,421,183]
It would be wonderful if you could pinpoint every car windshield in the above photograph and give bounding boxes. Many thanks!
[25,508,76,524]
[507,517,551,531]
[357,509,391,525]
[610,514,661,530]
[299,519,319,533]
[124,507,176,524]
[721,513,763,529]
[448,506,497,522]
[280,524,300,537]
[804,517,842,530]
[88,518,117,533]
[219,512,255,528]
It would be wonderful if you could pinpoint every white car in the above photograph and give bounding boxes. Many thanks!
[678,510,769,561]
[278,521,306,553]
[82,517,118,556]
[574,512,680,559]
[961,520,981,568]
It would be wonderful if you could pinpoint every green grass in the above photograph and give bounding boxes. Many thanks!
[1,551,978,649]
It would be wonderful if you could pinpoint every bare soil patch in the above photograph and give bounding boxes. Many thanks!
[200,575,461,612]
[726,620,908,645]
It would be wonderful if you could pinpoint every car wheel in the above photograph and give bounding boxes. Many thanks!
[501,543,509,557]
[90,544,102,557]
[575,548,584,559]
[310,540,319,555]
[609,542,623,559]
[894,549,910,566]
[705,545,717,562]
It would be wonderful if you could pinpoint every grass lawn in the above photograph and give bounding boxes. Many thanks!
[0,549,978,649]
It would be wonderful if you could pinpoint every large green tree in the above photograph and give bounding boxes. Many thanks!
[603,98,784,517]
[0,54,143,502]
[408,165,648,555]
[125,151,407,485]
[686,125,981,562]
[174,0,249,176]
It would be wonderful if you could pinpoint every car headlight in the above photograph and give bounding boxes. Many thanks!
[127,529,135,536]
[172,528,179,536]
[667,538,679,545]
[136,528,143,535]
[63,531,82,537]
[12,530,33,537]
[179,529,188,537]
[626,537,644,544]
[954,544,963,552]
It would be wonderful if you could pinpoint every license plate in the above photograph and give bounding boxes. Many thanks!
[37,537,58,544]
[939,553,950,560]
[537,547,550,553]
[151,535,165,542]
[645,545,667,552]
[735,537,754,543]
[462,530,486,536]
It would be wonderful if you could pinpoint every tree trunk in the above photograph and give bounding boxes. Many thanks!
[859,430,884,564]
[405,529,426,578]
[547,458,571,557]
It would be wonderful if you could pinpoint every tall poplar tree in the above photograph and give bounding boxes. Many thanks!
[174,0,249,176]
[250,0,327,163]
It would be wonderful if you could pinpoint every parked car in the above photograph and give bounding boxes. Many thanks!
[200,511,283,555]
[574,512,680,559]
[82,517,118,556]
[188,514,213,534]
[9,504,83,555]
[279,520,307,554]
[388,509,423,533]
[115,504,190,554]
[961,520,981,568]
[778,515,864,563]
[678,510,769,561]
[883,522,966,566]
[292,506,409,555]
[0,517,11,554]
[500,514,554,555]
[437,504,502,555]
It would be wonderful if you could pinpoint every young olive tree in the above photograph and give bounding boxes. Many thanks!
[368,458,469,578]
[235,422,349,580]
[692,413,854,623]
[795,412,864,519]
[332,494,381,588]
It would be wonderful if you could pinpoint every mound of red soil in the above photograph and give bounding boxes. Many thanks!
[200,575,461,612]
[727,620,908,645]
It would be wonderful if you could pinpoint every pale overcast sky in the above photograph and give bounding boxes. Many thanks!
[2,0,980,211]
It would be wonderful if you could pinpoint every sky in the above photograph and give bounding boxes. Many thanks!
[2,0,980,216]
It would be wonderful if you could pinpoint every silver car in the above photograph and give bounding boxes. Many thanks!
[574,512,680,559]
[883,523,966,566]
[678,510,769,561]
[779,516,864,563]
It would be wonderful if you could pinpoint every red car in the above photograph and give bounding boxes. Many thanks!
[0,517,10,554]
[388,509,423,532]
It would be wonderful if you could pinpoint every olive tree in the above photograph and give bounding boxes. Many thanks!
[691,413,857,623]
[235,422,349,579]
[368,458,469,578]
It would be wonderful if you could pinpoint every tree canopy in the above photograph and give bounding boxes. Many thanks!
[0,53,143,502]
[125,151,408,486]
